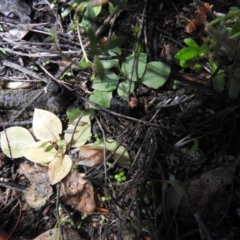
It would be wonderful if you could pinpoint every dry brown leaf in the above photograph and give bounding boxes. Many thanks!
[33,228,82,240]
[185,3,212,34]
[78,145,111,167]
[61,171,96,213]
[18,161,53,208]
[128,97,138,109]
[166,167,234,222]
[25,183,53,209]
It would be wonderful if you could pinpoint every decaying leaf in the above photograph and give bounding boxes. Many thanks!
[185,3,212,34]
[18,161,53,209]
[48,154,72,185]
[78,145,111,167]
[1,127,35,158]
[61,171,96,213]
[166,167,234,222]
[33,228,82,240]
[25,183,53,209]
[33,108,62,142]
[22,141,58,164]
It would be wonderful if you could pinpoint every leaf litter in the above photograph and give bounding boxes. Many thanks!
[1,0,240,239]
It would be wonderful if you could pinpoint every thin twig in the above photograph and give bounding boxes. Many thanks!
[128,0,147,97]
[2,60,50,83]
[95,117,108,184]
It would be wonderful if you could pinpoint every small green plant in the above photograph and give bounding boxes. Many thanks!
[204,6,240,97]
[30,65,39,71]
[174,37,226,92]
[101,196,112,201]
[174,38,210,70]
[89,52,171,108]
[114,171,127,183]
[60,71,73,80]
[42,61,50,67]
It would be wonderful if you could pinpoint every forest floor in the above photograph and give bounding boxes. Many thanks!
[1,0,240,239]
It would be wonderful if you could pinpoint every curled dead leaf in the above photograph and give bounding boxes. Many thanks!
[78,145,111,167]
[61,171,96,213]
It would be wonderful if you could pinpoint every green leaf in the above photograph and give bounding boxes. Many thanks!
[193,63,202,72]
[92,6,102,17]
[84,5,96,20]
[1,127,35,158]
[78,57,92,69]
[67,108,82,121]
[87,28,98,51]
[228,68,240,98]
[92,71,119,91]
[184,38,199,48]
[231,18,240,36]
[108,46,121,56]
[117,81,135,98]
[121,53,147,81]
[211,61,225,92]
[61,7,72,19]
[80,16,91,29]
[174,47,200,60]
[229,7,240,15]
[140,61,170,89]
[94,56,105,80]
[67,107,95,121]
[100,59,120,70]
[104,36,125,51]
[108,2,116,13]
[89,90,112,109]
[44,145,54,152]
[201,43,210,54]
[213,73,225,92]
[40,142,48,147]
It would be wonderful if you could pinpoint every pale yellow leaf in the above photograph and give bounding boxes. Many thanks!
[93,138,130,167]
[33,108,62,141]
[64,115,91,147]
[48,154,72,185]
[1,127,35,158]
[22,141,58,163]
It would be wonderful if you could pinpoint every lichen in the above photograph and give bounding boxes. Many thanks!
[167,140,206,171]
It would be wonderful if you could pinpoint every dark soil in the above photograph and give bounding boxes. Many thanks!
[1,0,240,239]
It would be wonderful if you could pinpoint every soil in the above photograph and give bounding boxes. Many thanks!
[1,0,240,240]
